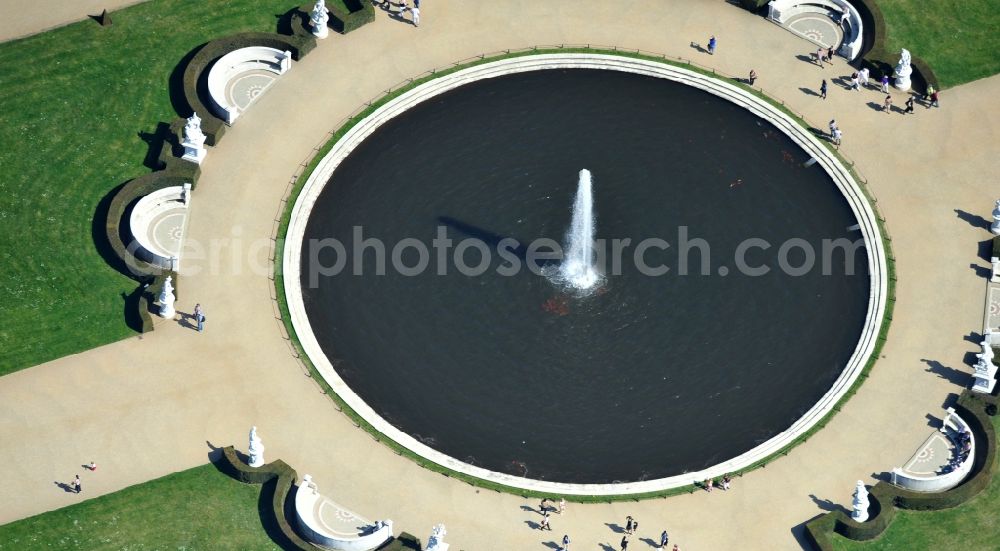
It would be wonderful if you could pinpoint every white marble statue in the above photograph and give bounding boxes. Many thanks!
[991,200,1000,235]
[979,340,995,363]
[851,480,869,523]
[426,524,449,551]
[181,112,207,164]
[310,0,329,39]
[893,48,913,91]
[157,275,175,318]
[248,425,265,467]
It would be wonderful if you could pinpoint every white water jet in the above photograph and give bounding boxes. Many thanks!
[558,169,600,290]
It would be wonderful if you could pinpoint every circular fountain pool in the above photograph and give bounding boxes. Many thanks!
[285,56,885,490]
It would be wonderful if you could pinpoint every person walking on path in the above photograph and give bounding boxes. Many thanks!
[849,72,860,91]
[883,94,893,113]
[539,497,550,513]
[707,35,717,55]
[722,474,731,490]
[930,90,940,108]
[880,74,890,93]
[824,47,834,65]
[904,96,915,114]
[410,5,419,26]
[820,79,827,99]
[814,47,824,67]
[748,69,757,86]
[858,67,870,88]
[87,461,97,471]
[832,127,843,145]
[625,515,634,534]
[558,498,566,514]
[73,474,82,494]
[659,530,669,548]
[672,545,680,551]
[828,119,838,137]
[539,511,552,531]
[194,303,205,332]
[561,534,571,551]
[620,535,630,550]
[924,83,936,103]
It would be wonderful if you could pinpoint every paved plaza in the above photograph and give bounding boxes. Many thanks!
[1,1,999,549]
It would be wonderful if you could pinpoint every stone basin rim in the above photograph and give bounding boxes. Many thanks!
[281,52,889,496]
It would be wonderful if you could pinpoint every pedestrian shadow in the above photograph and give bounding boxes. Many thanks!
[176,310,198,330]
[640,537,659,548]
[970,263,991,279]
[798,87,819,97]
[955,209,991,230]
[605,522,626,533]
[865,101,884,112]
[921,358,972,387]
[689,42,708,54]
[809,494,846,513]
[599,544,616,551]
[833,76,851,89]
[524,520,541,530]
[520,504,542,515]
[54,481,75,493]
[795,54,819,66]
[541,542,561,550]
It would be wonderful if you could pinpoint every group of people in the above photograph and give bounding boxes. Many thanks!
[703,474,732,492]
[942,429,972,474]
[540,503,680,550]
[380,0,421,27]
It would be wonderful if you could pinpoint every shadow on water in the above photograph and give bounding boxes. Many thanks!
[437,215,559,269]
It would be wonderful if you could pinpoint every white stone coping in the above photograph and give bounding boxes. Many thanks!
[768,0,863,59]
[207,46,292,125]
[129,184,189,270]
[282,53,889,495]
[891,407,975,492]
[295,475,393,551]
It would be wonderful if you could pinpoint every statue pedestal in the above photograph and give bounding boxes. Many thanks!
[249,443,265,467]
[991,201,1000,235]
[312,18,328,39]
[894,74,912,91]
[973,359,997,394]
[182,140,206,164]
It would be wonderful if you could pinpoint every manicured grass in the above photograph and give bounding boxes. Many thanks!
[0,0,300,374]
[878,0,1000,88]
[0,464,280,550]
[828,413,1000,550]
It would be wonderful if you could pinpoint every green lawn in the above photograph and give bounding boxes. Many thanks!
[0,464,280,550]
[0,0,301,374]
[878,0,1000,88]
[829,413,1000,550]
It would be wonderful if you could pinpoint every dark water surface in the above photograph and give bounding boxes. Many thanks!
[300,69,870,483]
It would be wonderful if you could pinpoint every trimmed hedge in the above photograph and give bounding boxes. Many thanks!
[325,0,376,34]
[804,391,998,549]
[102,17,319,333]
[179,31,316,145]
[218,446,423,551]
[218,446,314,550]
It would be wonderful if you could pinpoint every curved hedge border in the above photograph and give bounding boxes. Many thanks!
[272,45,898,503]
[216,445,422,551]
[804,390,998,549]
[101,13,318,332]
[327,0,376,34]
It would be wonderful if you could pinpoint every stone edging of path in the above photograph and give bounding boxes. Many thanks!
[280,52,890,496]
